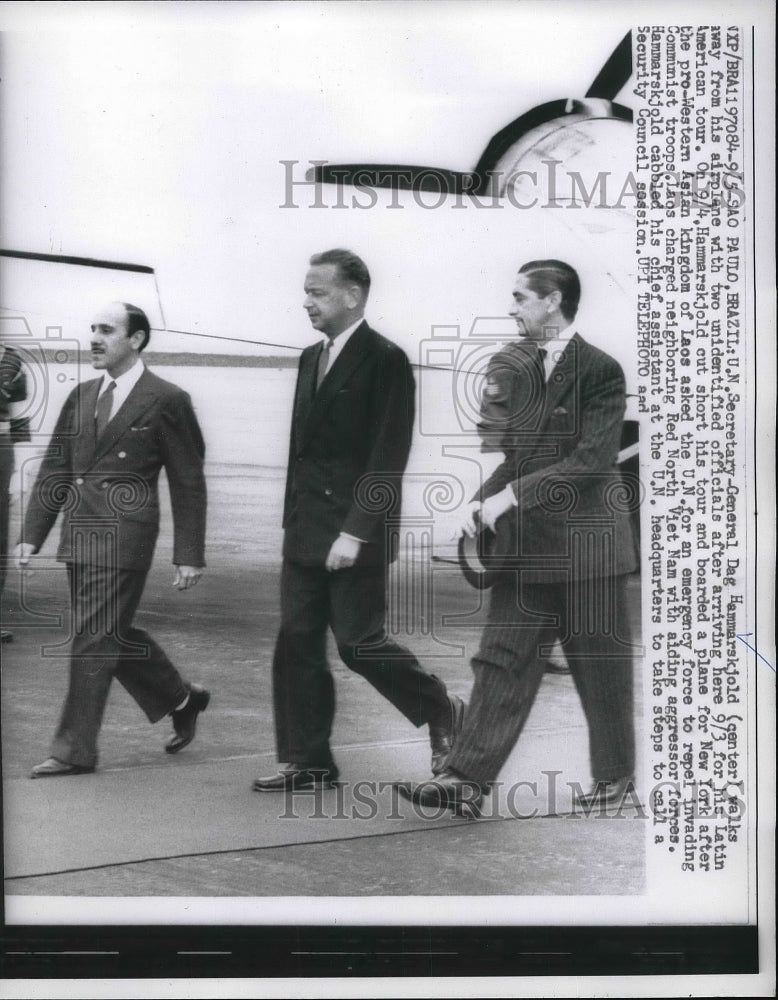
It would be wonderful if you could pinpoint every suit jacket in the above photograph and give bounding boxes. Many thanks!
[22,367,206,572]
[0,344,28,418]
[476,333,637,582]
[282,321,415,568]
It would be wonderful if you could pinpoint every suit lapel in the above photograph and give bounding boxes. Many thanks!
[293,346,318,453]
[540,333,580,419]
[74,379,102,471]
[301,322,372,447]
[84,369,158,466]
[517,334,582,467]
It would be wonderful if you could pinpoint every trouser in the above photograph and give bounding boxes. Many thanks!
[50,563,189,767]
[272,558,449,765]
[445,573,636,787]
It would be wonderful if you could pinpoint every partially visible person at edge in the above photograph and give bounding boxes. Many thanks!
[0,340,30,642]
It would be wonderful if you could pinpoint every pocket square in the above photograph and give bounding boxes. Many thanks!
[130,425,152,431]
[552,406,568,416]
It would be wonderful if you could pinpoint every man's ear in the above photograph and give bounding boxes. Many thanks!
[344,285,362,310]
[546,289,563,313]
[129,330,146,352]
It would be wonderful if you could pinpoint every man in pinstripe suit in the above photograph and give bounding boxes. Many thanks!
[405,259,637,818]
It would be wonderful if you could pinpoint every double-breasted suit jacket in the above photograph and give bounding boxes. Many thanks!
[475,332,637,581]
[20,366,207,768]
[282,320,415,568]
[23,368,206,571]
[445,332,637,787]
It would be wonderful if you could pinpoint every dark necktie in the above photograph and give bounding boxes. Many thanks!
[536,346,548,382]
[95,380,116,438]
[528,346,547,417]
[316,339,332,391]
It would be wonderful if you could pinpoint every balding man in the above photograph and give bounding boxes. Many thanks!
[16,302,210,777]
[253,249,463,792]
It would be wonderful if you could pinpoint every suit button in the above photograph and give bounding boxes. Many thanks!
[75,477,84,485]
[101,481,109,489]
[324,488,333,496]
[118,451,127,459]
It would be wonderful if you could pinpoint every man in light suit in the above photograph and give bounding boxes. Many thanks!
[404,259,637,817]
[253,249,463,792]
[15,302,210,777]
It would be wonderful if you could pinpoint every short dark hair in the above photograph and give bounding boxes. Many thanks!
[121,302,151,351]
[519,259,581,322]
[309,248,371,297]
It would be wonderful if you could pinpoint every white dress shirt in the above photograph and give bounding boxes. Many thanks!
[500,327,576,509]
[539,326,576,381]
[319,317,364,378]
[321,318,365,545]
[96,360,145,423]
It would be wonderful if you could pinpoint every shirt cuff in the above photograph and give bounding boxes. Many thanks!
[500,484,518,508]
[340,532,366,544]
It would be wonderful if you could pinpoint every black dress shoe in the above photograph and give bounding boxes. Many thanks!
[30,757,95,778]
[429,694,466,775]
[574,775,636,809]
[252,763,340,792]
[165,683,210,753]
[398,769,485,819]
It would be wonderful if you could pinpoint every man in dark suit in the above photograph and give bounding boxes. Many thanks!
[253,249,463,792]
[404,259,637,818]
[15,302,210,777]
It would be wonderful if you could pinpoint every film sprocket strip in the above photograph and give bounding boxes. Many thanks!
[0,923,759,978]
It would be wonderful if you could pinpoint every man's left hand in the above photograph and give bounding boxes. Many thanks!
[325,534,361,571]
[173,565,204,591]
[479,486,516,532]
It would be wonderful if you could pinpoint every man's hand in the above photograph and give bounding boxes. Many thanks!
[325,534,361,571]
[453,487,517,539]
[14,542,36,569]
[453,501,483,540]
[479,486,516,532]
[173,565,204,591]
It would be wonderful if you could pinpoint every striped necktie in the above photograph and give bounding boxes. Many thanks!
[95,380,116,438]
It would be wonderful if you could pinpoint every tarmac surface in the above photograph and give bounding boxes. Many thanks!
[2,461,645,905]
